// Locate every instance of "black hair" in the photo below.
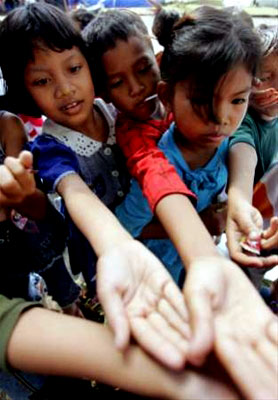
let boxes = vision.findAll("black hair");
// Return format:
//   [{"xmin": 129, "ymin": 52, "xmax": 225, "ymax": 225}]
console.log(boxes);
[
  {"xmin": 70, "ymin": 7, "xmax": 98, "ymax": 32},
  {"xmin": 0, "ymin": 3, "xmax": 90, "ymax": 116},
  {"xmin": 82, "ymin": 8, "xmax": 150, "ymax": 96},
  {"xmin": 154, "ymin": 6, "xmax": 262, "ymax": 122}
]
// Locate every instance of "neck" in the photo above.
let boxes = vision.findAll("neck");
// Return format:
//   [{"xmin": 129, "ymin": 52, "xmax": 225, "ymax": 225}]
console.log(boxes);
[
  {"xmin": 174, "ymin": 128, "xmax": 216, "ymax": 170},
  {"xmin": 78, "ymin": 106, "xmax": 108, "ymax": 142}
]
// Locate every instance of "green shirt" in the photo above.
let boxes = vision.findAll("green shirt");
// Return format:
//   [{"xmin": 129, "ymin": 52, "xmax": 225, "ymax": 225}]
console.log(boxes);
[
  {"xmin": 0, "ymin": 295, "xmax": 40, "ymax": 371},
  {"xmin": 229, "ymin": 110, "xmax": 278, "ymax": 185}
]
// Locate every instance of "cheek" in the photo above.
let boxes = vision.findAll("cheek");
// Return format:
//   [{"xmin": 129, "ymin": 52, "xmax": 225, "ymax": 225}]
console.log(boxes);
[{"xmin": 233, "ymin": 105, "xmax": 248, "ymax": 129}]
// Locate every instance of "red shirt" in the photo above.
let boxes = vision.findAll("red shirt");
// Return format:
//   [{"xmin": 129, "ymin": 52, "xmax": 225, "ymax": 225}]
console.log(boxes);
[{"xmin": 116, "ymin": 113, "xmax": 196, "ymax": 212}]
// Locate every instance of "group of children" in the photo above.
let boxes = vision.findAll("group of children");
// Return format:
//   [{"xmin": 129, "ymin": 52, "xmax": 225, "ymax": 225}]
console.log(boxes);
[{"xmin": 0, "ymin": 2, "xmax": 277, "ymax": 399}]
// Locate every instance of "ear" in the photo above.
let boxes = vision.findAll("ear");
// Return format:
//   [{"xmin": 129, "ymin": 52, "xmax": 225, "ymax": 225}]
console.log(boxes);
[{"xmin": 157, "ymin": 81, "xmax": 172, "ymax": 114}]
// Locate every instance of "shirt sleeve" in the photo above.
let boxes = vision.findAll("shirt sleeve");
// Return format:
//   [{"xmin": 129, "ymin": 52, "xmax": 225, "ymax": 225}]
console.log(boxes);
[
  {"xmin": 29, "ymin": 134, "xmax": 80, "ymax": 193},
  {"xmin": 0, "ymin": 295, "xmax": 41, "ymax": 372},
  {"xmin": 116, "ymin": 115, "xmax": 196, "ymax": 212},
  {"xmin": 115, "ymin": 178, "xmax": 153, "ymax": 238}
]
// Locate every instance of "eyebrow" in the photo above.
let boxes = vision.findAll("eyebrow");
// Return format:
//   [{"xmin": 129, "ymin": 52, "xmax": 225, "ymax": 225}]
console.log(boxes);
[
  {"xmin": 233, "ymin": 86, "xmax": 252, "ymax": 95},
  {"xmin": 107, "ymin": 56, "xmax": 152, "ymax": 79},
  {"xmin": 28, "ymin": 53, "xmax": 79, "ymax": 73}
]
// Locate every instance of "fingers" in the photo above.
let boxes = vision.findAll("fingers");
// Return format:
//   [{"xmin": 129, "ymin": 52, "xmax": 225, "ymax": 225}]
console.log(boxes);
[
  {"xmin": 3, "ymin": 155, "xmax": 35, "ymax": 195},
  {"xmin": 19, "ymin": 150, "xmax": 33, "ymax": 170},
  {"xmin": 215, "ymin": 330, "xmax": 278, "ymax": 400},
  {"xmin": 267, "ymin": 319, "xmax": 278, "ymax": 345},
  {"xmin": 261, "ymin": 217, "xmax": 278, "ymax": 251},
  {"xmin": 163, "ymin": 280, "xmax": 189, "ymax": 323},
  {"xmin": 97, "ymin": 276, "xmax": 130, "ymax": 350},
  {"xmin": 130, "ymin": 314, "xmax": 187, "ymax": 370},
  {"xmin": 101, "ymin": 291, "xmax": 130, "ymax": 350},
  {"xmin": 157, "ymin": 298, "xmax": 191, "ymax": 339}
]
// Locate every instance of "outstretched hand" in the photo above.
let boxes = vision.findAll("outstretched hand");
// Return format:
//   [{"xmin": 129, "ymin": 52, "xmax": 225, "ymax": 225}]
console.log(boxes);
[
  {"xmin": 0, "ymin": 150, "xmax": 36, "ymax": 207},
  {"xmin": 183, "ymin": 256, "xmax": 278, "ymax": 400},
  {"xmin": 213, "ymin": 261, "xmax": 278, "ymax": 400},
  {"xmin": 97, "ymin": 239, "xmax": 190, "ymax": 370},
  {"xmin": 226, "ymin": 200, "xmax": 278, "ymax": 268}
]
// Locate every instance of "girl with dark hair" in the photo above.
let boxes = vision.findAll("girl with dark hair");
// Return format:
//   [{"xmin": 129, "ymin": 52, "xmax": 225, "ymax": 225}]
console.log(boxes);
[
  {"xmin": 0, "ymin": 2, "xmax": 192, "ymax": 370},
  {"xmin": 84, "ymin": 7, "xmax": 278, "ymax": 400},
  {"xmin": 227, "ymin": 24, "xmax": 278, "ymax": 285}
]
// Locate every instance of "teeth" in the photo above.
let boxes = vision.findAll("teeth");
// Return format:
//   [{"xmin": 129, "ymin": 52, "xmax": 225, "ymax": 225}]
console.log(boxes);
[{"xmin": 63, "ymin": 102, "xmax": 77, "ymax": 110}]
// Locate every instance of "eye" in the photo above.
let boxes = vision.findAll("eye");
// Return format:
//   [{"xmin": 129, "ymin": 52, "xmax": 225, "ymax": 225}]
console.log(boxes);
[
  {"xmin": 70, "ymin": 65, "xmax": 82, "ymax": 73},
  {"xmin": 259, "ymin": 76, "xmax": 271, "ymax": 83},
  {"xmin": 138, "ymin": 64, "xmax": 152, "ymax": 74},
  {"xmin": 110, "ymin": 79, "xmax": 123, "ymax": 89},
  {"xmin": 232, "ymin": 98, "xmax": 247, "ymax": 105},
  {"xmin": 33, "ymin": 78, "xmax": 50, "ymax": 86}
]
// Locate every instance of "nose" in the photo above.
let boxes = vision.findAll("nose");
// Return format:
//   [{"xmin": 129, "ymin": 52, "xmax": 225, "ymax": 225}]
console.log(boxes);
[
  {"xmin": 215, "ymin": 103, "xmax": 230, "ymax": 127},
  {"xmin": 55, "ymin": 78, "xmax": 74, "ymax": 99},
  {"xmin": 128, "ymin": 76, "xmax": 144, "ymax": 98}
]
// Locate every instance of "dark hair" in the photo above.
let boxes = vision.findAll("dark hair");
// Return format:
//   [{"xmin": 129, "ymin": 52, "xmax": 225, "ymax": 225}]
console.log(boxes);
[
  {"xmin": 0, "ymin": 3, "xmax": 90, "ymax": 116},
  {"xmin": 154, "ymin": 6, "xmax": 262, "ymax": 122},
  {"xmin": 70, "ymin": 7, "xmax": 98, "ymax": 32},
  {"xmin": 82, "ymin": 9, "xmax": 150, "ymax": 95}
]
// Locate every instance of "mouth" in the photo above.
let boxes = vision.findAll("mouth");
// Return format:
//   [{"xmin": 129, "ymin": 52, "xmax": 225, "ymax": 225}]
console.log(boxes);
[
  {"xmin": 204, "ymin": 133, "xmax": 227, "ymax": 142},
  {"xmin": 60, "ymin": 100, "xmax": 82, "ymax": 113}
]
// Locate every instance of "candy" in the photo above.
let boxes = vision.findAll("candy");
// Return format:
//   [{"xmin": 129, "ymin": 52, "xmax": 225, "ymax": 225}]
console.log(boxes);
[{"xmin": 240, "ymin": 236, "xmax": 261, "ymax": 255}]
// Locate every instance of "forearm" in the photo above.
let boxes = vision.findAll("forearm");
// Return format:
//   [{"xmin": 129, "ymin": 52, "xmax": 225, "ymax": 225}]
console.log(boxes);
[
  {"xmin": 228, "ymin": 143, "xmax": 257, "ymax": 203},
  {"xmin": 7, "ymin": 308, "xmax": 183, "ymax": 399},
  {"xmin": 58, "ymin": 175, "xmax": 132, "ymax": 257},
  {"xmin": 155, "ymin": 194, "xmax": 218, "ymax": 268}
]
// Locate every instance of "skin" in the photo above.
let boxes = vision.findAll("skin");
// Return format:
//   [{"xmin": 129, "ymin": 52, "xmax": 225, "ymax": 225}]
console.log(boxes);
[
  {"xmin": 227, "ymin": 51, "xmax": 278, "ymax": 265},
  {"xmin": 250, "ymin": 52, "xmax": 278, "ymax": 119},
  {"xmin": 159, "ymin": 63, "xmax": 252, "ymax": 169},
  {"xmin": 99, "ymin": 34, "xmax": 278, "ymax": 398},
  {"xmin": 101, "ymin": 35, "xmax": 161, "ymax": 121},
  {"xmin": 6, "ymin": 304, "xmax": 240, "ymax": 400}
]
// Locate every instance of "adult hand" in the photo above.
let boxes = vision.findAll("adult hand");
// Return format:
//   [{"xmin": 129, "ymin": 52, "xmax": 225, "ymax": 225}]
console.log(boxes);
[{"xmin": 97, "ymin": 239, "xmax": 190, "ymax": 370}]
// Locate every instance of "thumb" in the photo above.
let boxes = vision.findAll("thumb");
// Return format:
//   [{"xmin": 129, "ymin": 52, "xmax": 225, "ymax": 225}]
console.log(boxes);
[
  {"xmin": 240, "ymin": 211, "xmax": 262, "ymax": 240},
  {"xmin": 97, "ymin": 286, "xmax": 130, "ymax": 351},
  {"xmin": 184, "ymin": 286, "xmax": 214, "ymax": 366},
  {"xmin": 19, "ymin": 150, "xmax": 33, "ymax": 170}
]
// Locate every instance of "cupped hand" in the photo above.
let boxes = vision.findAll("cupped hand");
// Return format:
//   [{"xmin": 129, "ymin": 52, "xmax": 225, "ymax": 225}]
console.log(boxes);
[
  {"xmin": 227, "ymin": 200, "xmax": 278, "ymax": 268},
  {"xmin": 97, "ymin": 239, "xmax": 190, "ymax": 370}
]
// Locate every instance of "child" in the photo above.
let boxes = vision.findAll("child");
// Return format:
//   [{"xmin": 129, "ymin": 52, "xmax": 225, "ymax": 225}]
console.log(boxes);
[
  {"xmin": 0, "ymin": 3, "xmax": 192, "ymax": 369},
  {"xmin": 0, "ymin": 8, "xmax": 277, "ymax": 399},
  {"xmin": 227, "ymin": 24, "xmax": 278, "ymax": 277},
  {"xmin": 84, "ymin": 6, "xmax": 278, "ymax": 390},
  {"xmin": 0, "ymin": 111, "xmax": 81, "ymax": 313}
]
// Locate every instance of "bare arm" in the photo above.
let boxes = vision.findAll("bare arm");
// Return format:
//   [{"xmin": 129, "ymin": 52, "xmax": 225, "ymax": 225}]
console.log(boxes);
[
  {"xmin": 155, "ymin": 194, "xmax": 219, "ymax": 266},
  {"xmin": 227, "ymin": 143, "xmax": 278, "ymax": 267},
  {"xmin": 57, "ymin": 173, "xmax": 132, "ymax": 256},
  {"xmin": 7, "ymin": 307, "xmax": 239, "ymax": 400},
  {"xmin": 228, "ymin": 142, "xmax": 257, "ymax": 203}
]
